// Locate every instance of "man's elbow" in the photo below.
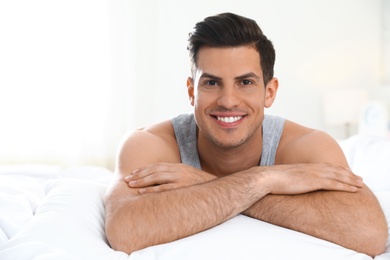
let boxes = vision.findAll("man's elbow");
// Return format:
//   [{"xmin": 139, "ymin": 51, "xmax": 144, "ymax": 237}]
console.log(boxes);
[
  {"xmin": 354, "ymin": 201, "xmax": 388, "ymax": 257},
  {"xmin": 105, "ymin": 221, "xmax": 130, "ymax": 254},
  {"xmin": 105, "ymin": 220, "xmax": 134, "ymax": 254},
  {"xmin": 104, "ymin": 204, "xmax": 151, "ymax": 254},
  {"xmin": 362, "ymin": 222, "xmax": 388, "ymax": 257}
]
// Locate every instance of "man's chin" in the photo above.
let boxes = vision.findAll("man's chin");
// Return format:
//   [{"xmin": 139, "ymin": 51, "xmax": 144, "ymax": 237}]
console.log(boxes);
[{"xmin": 211, "ymin": 137, "xmax": 247, "ymax": 149}]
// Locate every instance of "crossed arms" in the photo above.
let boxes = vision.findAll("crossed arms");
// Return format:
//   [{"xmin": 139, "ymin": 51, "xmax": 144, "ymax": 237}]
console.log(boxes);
[{"xmin": 104, "ymin": 123, "xmax": 388, "ymax": 256}]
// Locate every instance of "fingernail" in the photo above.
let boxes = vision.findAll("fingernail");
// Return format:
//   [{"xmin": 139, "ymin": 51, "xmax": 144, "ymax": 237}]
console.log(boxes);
[
  {"xmin": 124, "ymin": 175, "xmax": 133, "ymax": 182},
  {"xmin": 139, "ymin": 189, "xmax": 146, "ymax": 194},
  {"xmin": 132, "ymin": 169, "xmax": 140, "ymax": 174},
  {"xmin": 128, "ymin": 180, "xmax": 136, "ymax": 186}
]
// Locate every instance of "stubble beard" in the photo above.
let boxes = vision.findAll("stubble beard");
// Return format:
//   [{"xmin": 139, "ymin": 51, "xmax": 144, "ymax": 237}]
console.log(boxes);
[{"xmin": 205, "ymin": 123, "xmax": 262, "ymax": 150}]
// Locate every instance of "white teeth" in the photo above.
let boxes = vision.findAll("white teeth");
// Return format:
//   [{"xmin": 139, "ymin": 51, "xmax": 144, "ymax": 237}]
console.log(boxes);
[{"xmin": 217, "ymin": 116, "xmax": 242, "ymax": 123}]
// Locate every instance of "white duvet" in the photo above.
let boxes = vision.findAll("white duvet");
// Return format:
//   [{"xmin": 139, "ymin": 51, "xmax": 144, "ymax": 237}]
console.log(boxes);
[{"xmin": 0, "ymin": 134, "xmax": 390, "ymax": 259}]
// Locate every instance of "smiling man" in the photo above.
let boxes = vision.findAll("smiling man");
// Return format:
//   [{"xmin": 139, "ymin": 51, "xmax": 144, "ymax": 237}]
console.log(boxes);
[{"xmin": 104, "ymin": 13, "xmax": 388, "ymax": 256}]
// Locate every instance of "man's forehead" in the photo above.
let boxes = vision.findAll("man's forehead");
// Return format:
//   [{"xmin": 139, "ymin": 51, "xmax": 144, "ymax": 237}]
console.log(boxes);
[
  {"xmin": 194, "ymin": 46, "xmax": 262, "ymax": 80},
  {"xmin": 196, "ymin": 46, "xmax": 260, "ymax": 66},
  {"xmin": 196, "ymin": 45, "xmax": 260, "ymax": 59}
]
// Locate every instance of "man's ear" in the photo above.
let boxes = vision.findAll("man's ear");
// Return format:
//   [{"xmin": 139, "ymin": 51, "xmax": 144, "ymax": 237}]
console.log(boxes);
[
  {"xmin": 187, "ymin": 77, "xmax": 195, "ymax": 106},
  {"xmin": 264, "ymin": 77, "xmax": 278, "ymax": 108}
]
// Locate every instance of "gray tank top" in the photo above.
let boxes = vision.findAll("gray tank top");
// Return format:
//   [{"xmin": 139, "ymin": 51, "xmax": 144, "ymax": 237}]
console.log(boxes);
[{"xmin": 171, "ymin": 114, "xmax": 285, "ymax": 168}]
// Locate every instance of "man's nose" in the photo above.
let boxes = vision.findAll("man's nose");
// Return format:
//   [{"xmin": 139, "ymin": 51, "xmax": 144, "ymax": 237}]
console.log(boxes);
[{"xmin": 216, "ymin": 86, "xmax": 241, "ymax": 109}]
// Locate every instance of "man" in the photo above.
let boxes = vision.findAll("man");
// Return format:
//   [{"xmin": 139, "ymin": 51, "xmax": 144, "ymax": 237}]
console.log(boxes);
[{"xmin": 104, "ymin": 13, "xmax": 388, "ymax": 256}]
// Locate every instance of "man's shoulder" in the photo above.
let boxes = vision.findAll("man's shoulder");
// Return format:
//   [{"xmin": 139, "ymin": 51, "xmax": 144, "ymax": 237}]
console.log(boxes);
[
  {"xmin": 280, "ymin": 121, "xmax": 328, "ymax": 149},
  {"xmin": 138, "ymin": 113, "xmax": 194, "ymax": 141},
  {"xmin": 126, "ymin": 113, "xmax": 195, "ymax": 147},
  {"xmin": 119, "ymin": 119, "xmax": 181, "ymax": 164},
  {"xmin": 131, "ymin": 119, "xmax": 177, "ymax": 146},
  {"xmin": 277, "ymin": 120, "xmax": 342, "ymax": 164},
  {"xmin": 118, "ymin": 119, "xmax": 177, "ymax": 154},
  {"xmin": 281, "ymin": 120, "xmax": 328, "ymax": 143}
]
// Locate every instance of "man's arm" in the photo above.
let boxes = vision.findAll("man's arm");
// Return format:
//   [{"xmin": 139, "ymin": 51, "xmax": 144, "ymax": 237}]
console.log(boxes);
[
  {"xmin": 243, "ymin": 129, "xmax": 388, "ymax": 257},
  {"xmin": 126, "ymin": 126, "xmax": 388, "ymax": 256},
  {"xmin": 104, "ymin": 128, "xmax": 272, "ymax": 254},
  {"xmin": 104, "ymin": 125, "xmax": 363, "ymax": 254},
  {"xmin": 243, "ymin": 185, "xmax": 386, "ymax": 256},
  {"xmin": 104, "ymin": 125, "xmax": 265, "ymax": 254},
  {"xmin": 105, "ymin": 166, "xmax": 270, "ymax": 254}
]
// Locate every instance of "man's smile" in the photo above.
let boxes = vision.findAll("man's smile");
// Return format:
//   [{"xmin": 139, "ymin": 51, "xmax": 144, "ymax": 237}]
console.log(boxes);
[{"xmin": 216, "ymin": 116, "xmax": 243, "ymax": 123}]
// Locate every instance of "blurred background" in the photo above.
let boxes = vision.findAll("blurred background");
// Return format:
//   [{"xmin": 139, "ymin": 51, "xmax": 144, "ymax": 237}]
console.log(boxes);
[{"xmin": 0, "ymin": 0, "xmax": 389, "ymax": 170}]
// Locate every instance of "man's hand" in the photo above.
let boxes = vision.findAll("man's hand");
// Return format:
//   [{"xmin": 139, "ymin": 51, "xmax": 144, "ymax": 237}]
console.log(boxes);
[
  {"xmin": 125, "ymin": 162, "xmax": 216, "ymax": 194},
  {"xmin": 262, "ymin": 163, "xmax": 363, "ymax": 194},
  {"xmin": 125, "ymin": 162, "xmax": 364, "ymax": 195}
]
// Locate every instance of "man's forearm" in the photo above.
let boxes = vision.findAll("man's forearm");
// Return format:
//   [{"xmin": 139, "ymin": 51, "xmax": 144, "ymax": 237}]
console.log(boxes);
[
  {"xmin": 106, "ymin": 162, "xmax": 386, "ymax": 255},
  {"xmin": 105, "ymin": 170, "xmax": 268, "ymax": 254},
  {"xmin": 243, "ymin": 185, "xmax": 388, "ymax": 257}
]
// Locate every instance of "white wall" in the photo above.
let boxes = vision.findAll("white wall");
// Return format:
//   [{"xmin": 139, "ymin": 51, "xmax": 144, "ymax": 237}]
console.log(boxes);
[
  {"xmin": 121, "ymin": 0, "xmax": 386, "ymax": 139},
  {"xmin": 0, "ymin": 0, "xmax": 386, "ymax": 167},
  {"xmin": 0, "ymin": 0, "xmax": 116, "ymax": 166}
]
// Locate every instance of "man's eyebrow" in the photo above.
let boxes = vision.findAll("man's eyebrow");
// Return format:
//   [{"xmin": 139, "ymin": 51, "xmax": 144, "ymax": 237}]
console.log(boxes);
[
  {"xmin": 199, "ymin": 73, "xmax": 222, "ymax": 80},
  {"xmin": 200, "ymin": 72, "xmax": 260, "ymax": 80},
  {"xmin": 235, "ymin": 72, "xmax": 260, "ymax": 80}
]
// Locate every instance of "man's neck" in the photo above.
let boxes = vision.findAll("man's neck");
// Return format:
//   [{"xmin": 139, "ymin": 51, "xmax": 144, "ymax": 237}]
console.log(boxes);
[{"xmin": 197, "ymin": 130, "xmax": 263, "ymax": 177}]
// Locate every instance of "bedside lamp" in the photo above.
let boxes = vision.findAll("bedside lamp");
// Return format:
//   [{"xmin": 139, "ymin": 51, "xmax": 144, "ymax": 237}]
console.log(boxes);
[{"xmin": 359, "ymin": 101, "xmax": 389, "ymax": 137}]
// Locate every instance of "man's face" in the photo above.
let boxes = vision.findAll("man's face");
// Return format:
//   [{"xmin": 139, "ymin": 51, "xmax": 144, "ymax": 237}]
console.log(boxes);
[{"xmin": 188, "ymin": 45, "xmax": 275, "ymax": 149}]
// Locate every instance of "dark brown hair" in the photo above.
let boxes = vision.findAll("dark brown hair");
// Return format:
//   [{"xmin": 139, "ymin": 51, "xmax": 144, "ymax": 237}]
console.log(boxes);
[{"xmin": 187, "ymin": 12, "xmax": 275, "ymax": 86}]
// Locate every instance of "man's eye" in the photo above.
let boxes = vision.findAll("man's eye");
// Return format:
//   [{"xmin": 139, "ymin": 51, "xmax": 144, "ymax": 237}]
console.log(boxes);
[
  {"xmin": 206, "ymin": 80, "xmax": 218, "ymax": 86},
  {"xmin": 241, "ymin": 80, "xmax": 253, "ymax": 85}
]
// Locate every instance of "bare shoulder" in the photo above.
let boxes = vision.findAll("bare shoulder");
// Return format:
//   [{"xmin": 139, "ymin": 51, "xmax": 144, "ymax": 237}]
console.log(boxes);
[
  {"xmin": 276, "ymin": 120, "xmax": 347, "ymax": 166},
  {"xmin": 104, "ymin": 119, "xmax": 180, "ymax": 201},
  {"xmin": 117, "ymin": 120, "xmax": 181, "ymax": 176}
]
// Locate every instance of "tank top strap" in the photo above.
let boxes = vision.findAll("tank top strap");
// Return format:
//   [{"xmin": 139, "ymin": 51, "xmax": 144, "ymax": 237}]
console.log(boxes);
[
  {"xmin": 260, "ymin": 115, "xmax": 286, "ymax": 166},
  {"xmin": 171, "ymin": 114, "xmax": 201, "ymax": 169}
]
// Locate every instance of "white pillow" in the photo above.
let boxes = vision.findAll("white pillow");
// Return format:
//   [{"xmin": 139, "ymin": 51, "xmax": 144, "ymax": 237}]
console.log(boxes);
[
  {"xmin": 0, "ymin": 178, "xmax": 388, "ymax": 260},
  {"xmin": 0, "ymin": 164, "xmax": 112, "ymax": 245},
  {"xmin": 0, "ymin": 228, "xmax": 8, "ymax": 246},
  {"xmin": 374, "ymin": 191, "xmax": 390, "ymax": 259},
  {"xmin": 340, "ymin": 134, "xmax": 390, "ymax": 192},
  {"xmin": 0, "ymin": 175, "xmax": 36, "ymax": 242},
  {"xmin": 0, "ymin": 179, "xmax": 128, "ymax": 260},
  {"xmin": 132, "ymin": 215, "xmax": 373, "ymax": 260}
]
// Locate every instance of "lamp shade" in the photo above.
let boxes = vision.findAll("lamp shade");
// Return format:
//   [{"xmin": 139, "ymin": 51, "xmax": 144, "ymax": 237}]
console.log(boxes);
[{"xmin": 359, "ymin": 101, "xmax": 389, "ymax": 137}]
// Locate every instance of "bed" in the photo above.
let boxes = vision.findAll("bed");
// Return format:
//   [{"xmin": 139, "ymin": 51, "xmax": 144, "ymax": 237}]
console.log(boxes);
[{"xmin": 0, "ymin": 134, "xmax": 389, "ymax": 260}]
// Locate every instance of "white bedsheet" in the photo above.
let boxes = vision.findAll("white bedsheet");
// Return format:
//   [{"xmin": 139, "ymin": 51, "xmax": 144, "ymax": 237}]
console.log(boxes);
[{"xmin": 0, "ymin": 134, "xmax": 389, "ymax": 259}]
